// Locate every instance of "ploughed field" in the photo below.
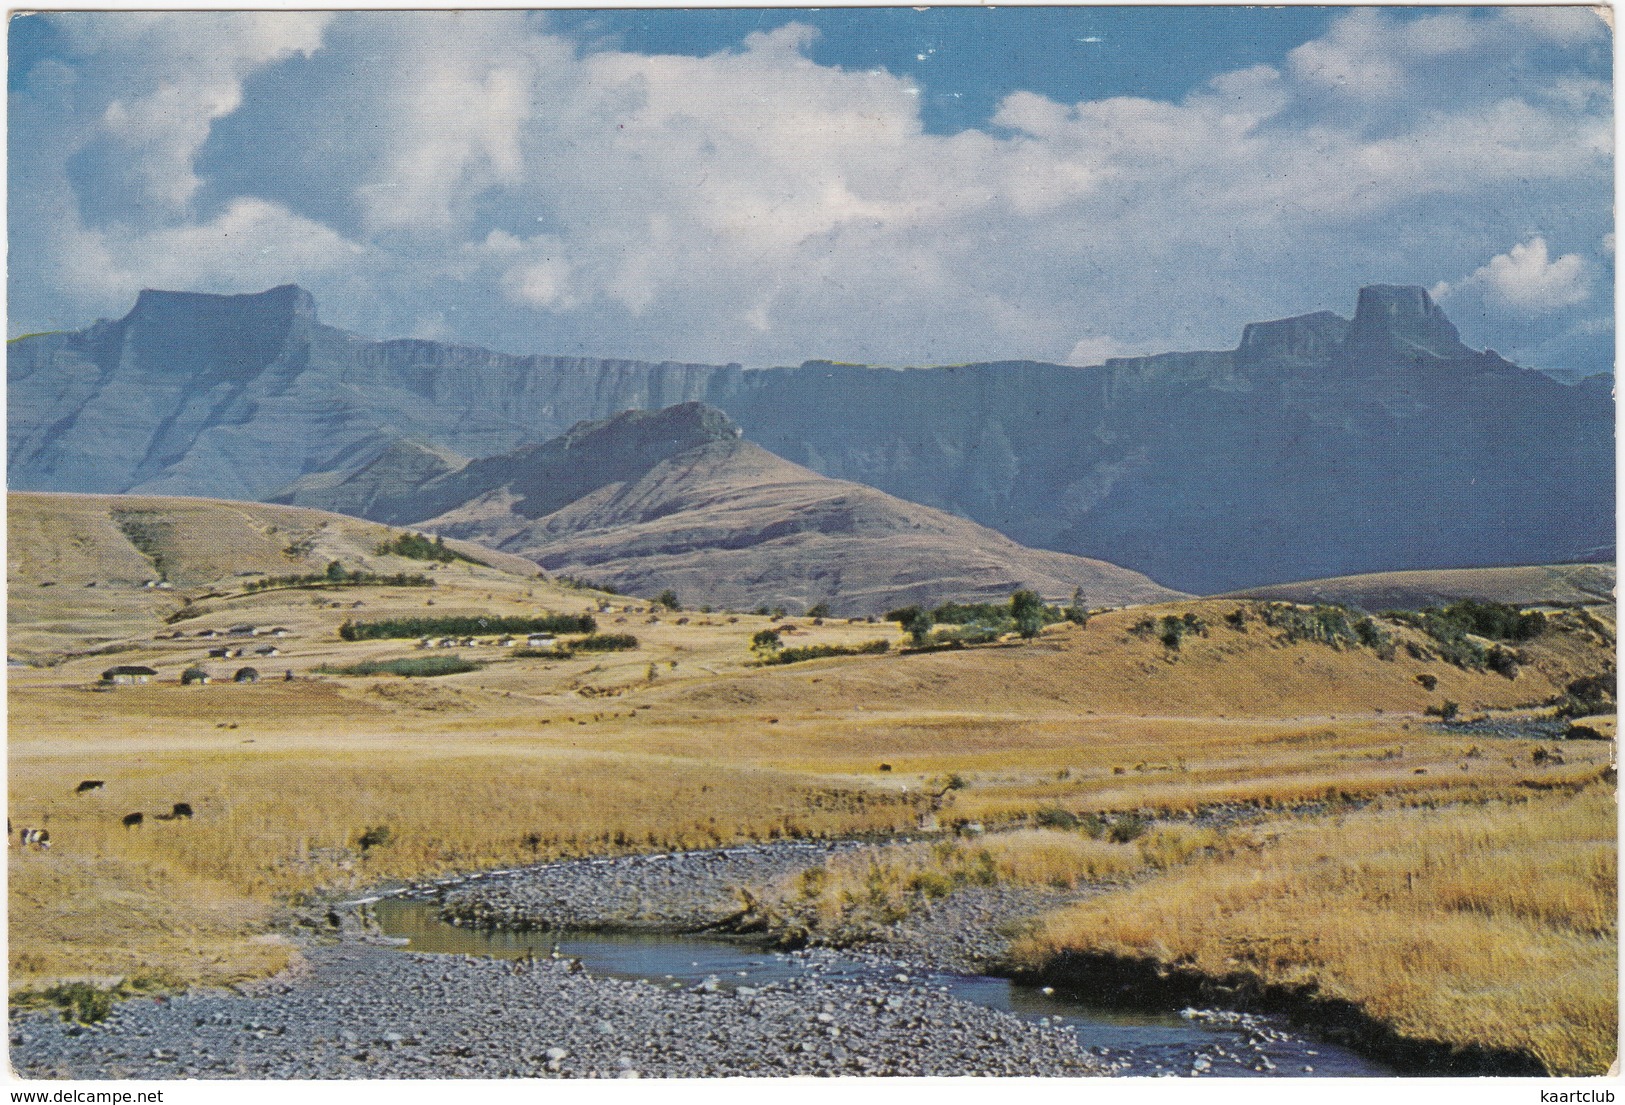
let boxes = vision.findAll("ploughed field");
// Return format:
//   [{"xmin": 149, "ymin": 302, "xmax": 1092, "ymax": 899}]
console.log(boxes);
[{"xmin": 7, "ymin": 503, "xmax": 1616, "ymax": 1075}]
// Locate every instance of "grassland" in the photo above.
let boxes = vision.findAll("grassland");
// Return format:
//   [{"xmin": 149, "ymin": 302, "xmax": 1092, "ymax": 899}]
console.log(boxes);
[
  {"xmin": 1009, "ymin": 784, "xmax": 1616, "ymax": 1075},
  {"xmin": 6, "ymin": 493, "xmax": 1616, "ymax": 1073}
]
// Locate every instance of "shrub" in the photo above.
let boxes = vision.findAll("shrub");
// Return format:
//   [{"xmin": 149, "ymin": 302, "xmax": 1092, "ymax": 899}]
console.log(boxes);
[
  {"xmin": 805, "ymin": 602, "xmax": 832, "ymax": 619},
  {"xmin": 1034, "ymin": 807, "xmax": 1080, "ymax": 830},
  {"xmin": 357, "ymin": 825, "xmax": 393, "ymax": 853},
  {"xmin": 752, "ymin": 628, "xmax": 783, "ymax": 652},
  {"xmin": 656, "ymin": 590, "xmax": 682, "ymax": 612},
  {"xmin": 1107, "ymin": 813, "xmax": 1150, "ymax": 844},
  {"xmin": 41, "ymin": 982, "xmax": 115, "ymax": 1024}
]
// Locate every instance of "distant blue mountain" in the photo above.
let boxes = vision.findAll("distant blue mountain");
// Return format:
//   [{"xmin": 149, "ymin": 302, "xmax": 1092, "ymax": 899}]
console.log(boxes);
[{"xmin": 8, "ymin": 283, "xmax": 1612, "ymax": 593}]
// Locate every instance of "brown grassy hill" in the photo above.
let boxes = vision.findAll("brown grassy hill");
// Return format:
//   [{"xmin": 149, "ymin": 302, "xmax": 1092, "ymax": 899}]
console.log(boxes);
[
  {"xmin": 1222, "ymin": 563, "xmax": 1615, "ymax": 610},
  {"xmin": 6, "ymin": 492, "xmax": 547, "ymax": 661},
  {"xmin": 406, "ymin": 403, "xmax": 1182, "ymax": 616},
  {"xmin": 651, "ymin": 599, "xmax": 1615, "ymax": 722}
]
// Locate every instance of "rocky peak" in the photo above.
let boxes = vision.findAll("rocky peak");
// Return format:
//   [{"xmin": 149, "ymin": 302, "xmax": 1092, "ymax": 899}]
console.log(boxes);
[
  {"xmin": 118, "ymin": 284, "xmax": 317, "ymax": 380},
  {"xmin": 551, "ymin": 401, "xmax": 744, "ymax": 460},
  {"xmin": 1341, "ymin": 284, "xmax": 1475, "ymax": 366},
  {"xmin": 1235, "ymin": 311, "xmax": 1350, "ymax": 371}
]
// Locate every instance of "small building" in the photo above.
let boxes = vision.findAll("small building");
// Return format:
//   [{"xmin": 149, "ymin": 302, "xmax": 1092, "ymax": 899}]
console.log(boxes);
[
  {"xmin": 102, "ymin": 665, "xmax": 157, "ymax": 685},
  {"xmin": 527, "ymin": 634, "xmax": 557, "ymax": 648},
  {"xmin": 233, "ymin": 667, "xmax": 260, "ymax": 684},
  {"xmin": 181, "ymin": 668, "xmax": 211, "ymax": 685},
  {"xmin": 497, "ymin": 636, "xmax": 516, "ymax": 647}
]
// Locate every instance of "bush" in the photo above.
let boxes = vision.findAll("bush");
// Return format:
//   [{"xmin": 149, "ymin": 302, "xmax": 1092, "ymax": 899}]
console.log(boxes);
[
  {"xmin": 1107, "ymin": 813, "xmax": 1150, "ymax": 844},
  {"xmin": 41, "ymin": 982, "xmax": 115, "ymax": 1024},
  {"xmin": 1035, "ymin": 807, "xmax": 1080, "ymax": 830},
  {"xmin": 656, "ymin": 590, "xmax": 681, "ymax": 612},
  {"xmin": 752, "ymin": 628, "xmax": 783, "ymax": 652},
  {"xmin": 357, "ymin": 825, "xmax": 393, "ymax": 853},
  {"xmin": 1424, "ymin": 700, "xmax": 1461, "ymax": 722}
]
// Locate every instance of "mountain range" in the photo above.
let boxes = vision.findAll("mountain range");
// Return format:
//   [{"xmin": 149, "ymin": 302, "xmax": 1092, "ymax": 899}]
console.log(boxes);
[{"xmin": 9, "ymin": 283, "xmax": 1613, "ymax": 594}]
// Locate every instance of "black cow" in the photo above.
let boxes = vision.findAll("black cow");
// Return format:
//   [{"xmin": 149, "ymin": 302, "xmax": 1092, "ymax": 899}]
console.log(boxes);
[
  {"xmin": 170, "ymin": 803, "xmax": 194, "ymax": 819},
  {"xmin": 74, "ymin": 780, "xmax": 105, "ymax": 794},
  {"xmin": 123, "ymin": 812, "xmax": 144, "ymax": 829}
]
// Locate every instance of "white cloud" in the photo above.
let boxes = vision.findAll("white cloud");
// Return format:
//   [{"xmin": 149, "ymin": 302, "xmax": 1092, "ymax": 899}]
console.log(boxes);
[
  {"xmin": 7, "ymin": 8, "xmax": 1614, "ymax": 376},
  {"xmin": 1064, "ymin": 336, "xmax": 1129, "ymax": 366},
  {"xmin": 1446, "ymin": 237, "xmax": 1592, "ymax": 314}
]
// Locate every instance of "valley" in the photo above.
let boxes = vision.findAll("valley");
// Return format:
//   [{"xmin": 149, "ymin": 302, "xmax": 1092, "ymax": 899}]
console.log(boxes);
[{"xmin": 7, "ymin": 492, "xmax": 1616, "ymax": 1077}]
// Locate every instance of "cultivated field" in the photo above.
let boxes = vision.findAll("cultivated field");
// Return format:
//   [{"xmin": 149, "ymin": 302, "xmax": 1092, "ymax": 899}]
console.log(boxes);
[{"xmin": 7, "ymin": 494, "xmax": 1617, "ymax": 1073}]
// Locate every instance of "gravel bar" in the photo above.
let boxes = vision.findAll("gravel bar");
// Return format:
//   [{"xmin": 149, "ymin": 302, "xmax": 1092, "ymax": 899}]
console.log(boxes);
[{"xmin": 11, "ymin": 945, "xmax": 1113, "ymax": 1079}]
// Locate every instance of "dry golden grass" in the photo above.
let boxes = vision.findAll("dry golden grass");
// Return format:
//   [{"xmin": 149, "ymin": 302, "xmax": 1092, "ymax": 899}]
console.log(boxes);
[
  {"xmin": 9, "ymin": 491, "xmax": 1616, "ymax": 1071},
  {"xmin": 754, "ymin": 826, "xmax": 1220, "ymax": 944},
  {"xmin": 1010, "ymin": 784, "xmax": 1618, "ymax": 1075}
]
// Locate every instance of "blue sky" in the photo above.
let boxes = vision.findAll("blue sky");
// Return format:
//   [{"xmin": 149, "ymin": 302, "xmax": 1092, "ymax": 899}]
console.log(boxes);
[{"xmin": 8, "ymin": 8, "xmax": 1614, "ymax": 375}]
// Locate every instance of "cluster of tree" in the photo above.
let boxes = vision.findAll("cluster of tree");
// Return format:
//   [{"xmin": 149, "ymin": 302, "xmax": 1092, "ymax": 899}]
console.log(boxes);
[
  {"xmin": 375, "ymin": 531, "xmax": 484, "ymax": 566},
  {"xmin": 1251, "ymin": 603, "xmax": 1395, "ymax": 659},
  {"xmin": 759, "ymin": 639, "xmax": 891, "ymax": 665},
  {"xmin": 1131, "ymin": 611, "xmax": 1208, "ymax": 651},
  {"xmin": 339, "ymin": 613, "xmax": 596, "ymax": 641},
  {"xmin": 887, "ymin": 589, "xmax": 1084, "ymax": 648},
  {"xmin": 316, "ymin": 655, "xmax": 484, "ymax": 677},
  {"xmin": 1396, "ymin": 599, "xmax": 1548, "ymax": 645},
  {"xmin": 244, "ymin": 565, "xmax": 434, "ymax": 592},
  {"xmin": 1551, "ymin": 673, "xmax": 1615, "ymax": 718}
]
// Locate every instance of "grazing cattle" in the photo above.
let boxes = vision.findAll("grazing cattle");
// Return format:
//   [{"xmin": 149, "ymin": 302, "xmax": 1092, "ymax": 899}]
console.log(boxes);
[
  {"xmin": 19, "ymin": 828, "xmax": 50, "ymax": 850},
  {"xmin": 123, "ymin": 812, "xmax": 144, "ymax": 829},
  {"xmin": 170, "ymin": 803, "xmax": 194, "ymax": 819},
  {"xmin": 75, "ymin": 779, "xmax": 105, "ymax": 794}
]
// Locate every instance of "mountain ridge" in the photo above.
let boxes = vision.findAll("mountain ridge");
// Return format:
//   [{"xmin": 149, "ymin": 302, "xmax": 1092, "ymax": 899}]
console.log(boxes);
[{"xmin": 10, "ymin": 283, "xmax": 1612, "ymax": 593}]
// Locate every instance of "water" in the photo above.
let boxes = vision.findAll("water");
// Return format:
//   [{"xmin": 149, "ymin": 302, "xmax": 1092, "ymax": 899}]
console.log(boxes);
[{"xmin": 371, "ymin": 896, "xmax": 1393, "ymax": 1076}]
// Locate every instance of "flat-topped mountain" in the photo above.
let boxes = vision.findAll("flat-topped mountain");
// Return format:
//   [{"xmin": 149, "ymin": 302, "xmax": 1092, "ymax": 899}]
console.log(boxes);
[
  {"xmin": 280, "ymin": 402, "xmax": 1180, "ymax": 616},
  {"xmin": 10, "ymin": 284, "xmax": 1612, "ymax": 593}
]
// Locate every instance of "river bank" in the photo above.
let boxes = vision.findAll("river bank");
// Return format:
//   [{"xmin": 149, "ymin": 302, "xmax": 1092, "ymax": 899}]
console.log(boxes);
[{"xmin": 6, "ymin": 837, "xmax": 1396, "ymax": 1079}]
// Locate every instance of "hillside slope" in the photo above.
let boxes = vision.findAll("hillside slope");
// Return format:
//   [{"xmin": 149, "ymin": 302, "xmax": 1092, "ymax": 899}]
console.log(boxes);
[
  {"xmin": 312, "ymin": 403, "xmax": 1182, "ymax": 616},
  {"xmin": 1224, "ymin": 563, "xmax": 1616, "ymax": 611}
]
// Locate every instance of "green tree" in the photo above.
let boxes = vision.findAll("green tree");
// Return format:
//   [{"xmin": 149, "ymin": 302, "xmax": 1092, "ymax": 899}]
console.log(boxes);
[
  {"xmin": 805, "ymin": 602, "xmax": 832, "ymax": 619},
  {"xmin": 657, "ymin": 589, "xmax": 681, "ymax": 612},
  {"xmin": 325, "ymin": 560, "xmax": 347, "ymax": 583},
  {"xmin": 1065, "ymin": 587, "xmax": 1090, "ymax": 626},
  {"xmin": 905, "ymin": 608, "xmax": 935, "ymax": 648},
  {"xmin": 1011, "ymin": 589, "xmax": 1045, "ymax": 639},
  {"xmin": 752, "ymin": 628, "xmax": 783, "ymax": 654}
]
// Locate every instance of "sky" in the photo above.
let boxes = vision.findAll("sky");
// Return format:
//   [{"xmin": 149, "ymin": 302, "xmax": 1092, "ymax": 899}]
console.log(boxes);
[{"xmin": 7, "ymin": 7, "xmax": 1614, "ymax": 375}]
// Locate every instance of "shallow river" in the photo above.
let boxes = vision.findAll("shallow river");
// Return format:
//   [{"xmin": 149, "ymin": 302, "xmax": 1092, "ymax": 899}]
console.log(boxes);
[{"xmin": 373, "ymin": 896, "xmax": 1392, "ymax": 1077}]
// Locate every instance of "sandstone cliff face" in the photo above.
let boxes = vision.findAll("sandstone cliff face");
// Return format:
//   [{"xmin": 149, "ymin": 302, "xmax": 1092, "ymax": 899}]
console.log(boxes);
[{"xmin": 10, "ymin": 284, "xmax": 1613, "ymax": 594}]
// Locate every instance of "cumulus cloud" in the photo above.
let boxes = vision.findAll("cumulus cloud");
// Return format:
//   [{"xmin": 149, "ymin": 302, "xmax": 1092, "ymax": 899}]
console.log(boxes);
[
  {"xmin": 1440, "ymin": 237, "xmax": 1593, "ymax": 314},
  {"xmin": 7, "ymin": 8, "xmax": 1614, "ymax": 375}
]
